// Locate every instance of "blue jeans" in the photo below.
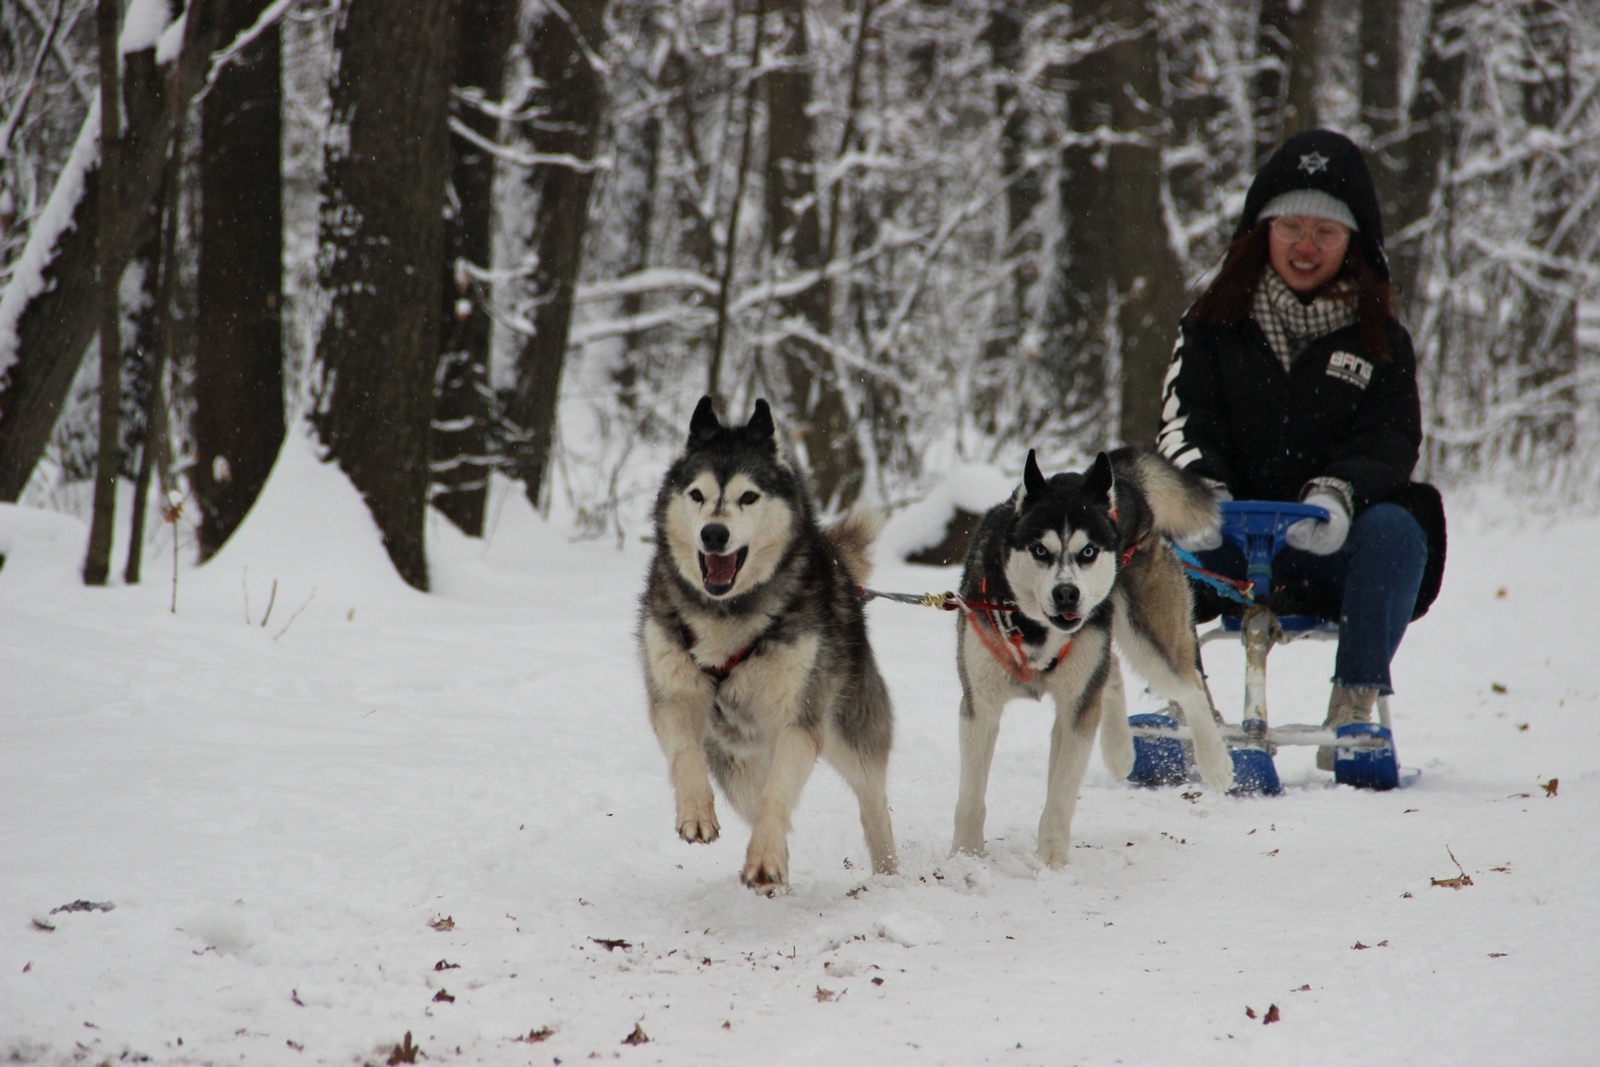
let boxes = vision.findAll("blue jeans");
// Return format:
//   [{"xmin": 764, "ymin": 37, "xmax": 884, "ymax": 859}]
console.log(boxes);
[{"xmin": 1192, "ymin": 503, "xmax": 1428, "ymax": 694}]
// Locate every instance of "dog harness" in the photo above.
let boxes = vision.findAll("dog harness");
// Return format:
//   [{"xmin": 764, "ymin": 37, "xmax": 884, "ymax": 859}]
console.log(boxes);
[
  {"xmin": 963, "ymin": 577, "xmax": 1074, "ymax": 686},
  {"xmin": 679, "ymin": 621, "xmax": 762, "ymax": 687}
]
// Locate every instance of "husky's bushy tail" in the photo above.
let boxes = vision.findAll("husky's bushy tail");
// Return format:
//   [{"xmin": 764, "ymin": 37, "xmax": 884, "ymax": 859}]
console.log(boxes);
[
  {"xmin": 1110, "ymin": 446, "xmax": 1220, "ymax": 545},
  {"xmin": 824, "ymin": 508, "xmax": 885, "ymax": 587}
]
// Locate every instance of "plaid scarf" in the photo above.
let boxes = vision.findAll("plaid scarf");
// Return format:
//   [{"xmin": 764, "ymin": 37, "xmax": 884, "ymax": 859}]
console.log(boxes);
[{"xmin": 1252, "ymin": 269, "xmax": 1358, "ymax": 372}]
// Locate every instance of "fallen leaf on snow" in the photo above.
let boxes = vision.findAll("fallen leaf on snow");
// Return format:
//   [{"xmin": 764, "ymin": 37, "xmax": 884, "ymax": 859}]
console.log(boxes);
[
  {"xmin": 513, "ymin": 1027, "xmax": 554, "ymax": 1044},
  {"xmin": 433, "ymin": 989, "xmax": 454, "ymax": 1003},
  {"xmin": 50, "ymin": 900, "xmax": 114, "ymax": 915},
  {"xmin": 387, "ymin": 1031, "xmax": 420, "ymax": 1065},
  {"xmin": 1263, "ymin": 1004, "xmax": 1281, "ymax": 1024},
  {"xmin": 434, "ymin": 959, "xmax": 459, "ymax": 971},
  {"xmin": 1490, "ymin": 683, "xmax": 1508, "ymax": 694},
  {"xmin": 428, "ymin": 916, "xmax": 455, "ymax": 932},
  {"xmin": 816, "ymin": 986, "xmax": 839, "ymax": 1002},
  {"xmin": 1542, "ymin": 778, "xmax": 1559, "ymax": 797},
  {"xmin": 1489, "ymin": 953, "xmax": 1508, "ymax": 959},
  {"xmin": 31, "ymin": 919, "xmax": 54, "ymax": 932},
  {"xmin": 1245, "ymin": 1007, "xmax": 1257, "ymax": 1019},
  {"xmin": 591, "ymin": 937, "xmax": 631, "ymax": 952},
  {"xmin": 622, "ymin": 1023, "xmax": 650, "ymax": 1046}
]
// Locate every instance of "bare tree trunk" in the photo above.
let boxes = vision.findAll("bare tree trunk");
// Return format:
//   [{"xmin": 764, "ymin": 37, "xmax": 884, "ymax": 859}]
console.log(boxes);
[
  {"xmin": 764, "ymin": 0, "xmax": 861, "ymax": 511},
  {"xmin": 1051, "ymin": 0, "xmax": 1181, "ymax": 447},
  {"xmin": 983, "ymin": 0, "xmax": 1044, "ymax": 356},
  {"xmin": 1388, "ymin": 0, "xmax": 1468, "ymax": 319},
  {"xmin": 504, "ymin": 0, "xmax": 608, "ymax": 510},
  {"xmin": 82, "ymin": 0, "xmax": 122, "ymax": 586},
  {"xmin": 1358, "ymin": 0, "xmax": 1403, "ymax": 227},
  {"xmin": 431, "ymin": 0, "xmax": 516, "ymax": 537},
  {"xmin": 195, "ymin": 0, "xmax": 284, "ymax": 560},
  {"xmin": 312, "ymin": 0, "xmax": 456, "ymax": 591},
  {"xmin": 1256, "ymin": 0, "xmax": 1324, "ymax": 164},
  {"xmin": 0, "ymin": 5, "xmax": 227, "ymax": 503},
  {"xmin": 610, "ymin": 6, "xmax": 663, "ymax": 411},
  {"xmin": 1104, "ymin": 1, "xmax": 1183, "ymax": 448},
  {"xmin": 123, "ymin": 170, "xmax": 173, "ymax": 586},
  {"xmin": 1049, "ymin": 6, "xmax": 1114, "ymax": 440},
  {"xmin": 1516, "ymin": 0, "xmax": 1576, "ymax": 452}
]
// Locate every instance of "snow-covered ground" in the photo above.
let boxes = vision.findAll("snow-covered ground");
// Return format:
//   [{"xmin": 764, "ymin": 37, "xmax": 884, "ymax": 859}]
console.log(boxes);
[{"xmin": 3, "ymin": 431, "xmax": 1599, "ymax": 1066}]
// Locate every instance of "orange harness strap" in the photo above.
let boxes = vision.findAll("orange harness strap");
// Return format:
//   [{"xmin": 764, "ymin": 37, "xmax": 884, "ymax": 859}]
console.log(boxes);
[{"xmin": 965, "ymin": 578, "xmax": 1073, "ymax": 685}]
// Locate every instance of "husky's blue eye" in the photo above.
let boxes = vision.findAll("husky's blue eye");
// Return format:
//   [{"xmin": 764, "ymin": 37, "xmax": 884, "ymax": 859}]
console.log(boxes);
[
  {"xmin": 1030, "ymin": 543, "xmax": 1051, "ymax": 562},
  {"xmin": 739, "ymin": 491, "xmax": 759, "ymax": 506},
  {"xmin": 1078, "ymin": 545, "xmax": 1098, "ymax": 563},
  {"xmin": 688, "ymin": 488, "xmax": 705, "ymax": 504}
]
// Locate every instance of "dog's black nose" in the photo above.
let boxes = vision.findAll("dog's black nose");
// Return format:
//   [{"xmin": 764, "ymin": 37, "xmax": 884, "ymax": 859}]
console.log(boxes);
[
  {"xmin": 1051, "ymin": 583, "xmax": 1079, "ymax": 613},
  {"xmin": 701, "ymin": 523, "xmax": 731, "ymax": 553}
]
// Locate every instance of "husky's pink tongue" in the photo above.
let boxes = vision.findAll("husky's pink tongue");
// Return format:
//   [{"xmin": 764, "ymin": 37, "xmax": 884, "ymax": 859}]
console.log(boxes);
[{"xmin": 704, "ymin": 552, "xmax": 740, "ymax": 587}]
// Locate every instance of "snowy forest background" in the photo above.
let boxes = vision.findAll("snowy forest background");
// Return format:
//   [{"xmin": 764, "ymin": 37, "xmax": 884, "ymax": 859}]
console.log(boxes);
[{"xmin": 1, "ymin": 0, "xmax": 1598, "ymax": 589}]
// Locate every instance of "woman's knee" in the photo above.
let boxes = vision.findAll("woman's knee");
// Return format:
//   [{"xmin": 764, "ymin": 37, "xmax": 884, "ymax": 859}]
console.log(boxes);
[{"xmin": 1353, "ymin": 503, "xmax": 1426, "ymax": 563}]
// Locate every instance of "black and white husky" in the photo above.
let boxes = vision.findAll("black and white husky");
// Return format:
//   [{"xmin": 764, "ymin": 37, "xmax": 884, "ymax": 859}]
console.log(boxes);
[
  {"xmin": 952, "ymin": 447, "xmax": 1234, "ymax": 867},
  {"xmin": 638, "ymin": 397, "xmax": 896, "ymax": 892}
]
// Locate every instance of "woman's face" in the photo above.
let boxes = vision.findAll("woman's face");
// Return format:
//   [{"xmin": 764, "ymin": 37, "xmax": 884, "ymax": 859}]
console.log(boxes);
[{"xmin": 1267, "ymin": 215, "xmax": 1351, "ymax": 294}]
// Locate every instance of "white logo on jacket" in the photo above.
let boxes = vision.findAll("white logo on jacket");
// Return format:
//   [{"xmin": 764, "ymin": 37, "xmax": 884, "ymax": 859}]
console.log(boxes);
[{"xmin": 1325, "ymin": 350, "xmax": 1374, "ymax": 389}]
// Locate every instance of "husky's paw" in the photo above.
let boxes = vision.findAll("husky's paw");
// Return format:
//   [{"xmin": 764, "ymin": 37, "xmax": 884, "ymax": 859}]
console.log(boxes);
[
  {"xmin": 1194, "ymin": 742, "xmax": 1235, "ymax": 793},
  {"xmin": 676, "ymin": 793, "xmax": 720, "ymax": 843},
  {"xmin": 741, "ymin": 835, "xmax": 789, "ymax": 894},
  {"xmin": 1036, "ymin": 837, "xmax": 1072, "ymax": 870},
  {"xmin": 950, "ymin": 835, "xmax": 985, "ymax": 859}
]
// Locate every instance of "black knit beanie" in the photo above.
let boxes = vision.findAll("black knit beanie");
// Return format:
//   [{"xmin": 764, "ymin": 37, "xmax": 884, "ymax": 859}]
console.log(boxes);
[{"xmin": 1235, "ymin": 129, "xmax": 1389, "ymax": 281}]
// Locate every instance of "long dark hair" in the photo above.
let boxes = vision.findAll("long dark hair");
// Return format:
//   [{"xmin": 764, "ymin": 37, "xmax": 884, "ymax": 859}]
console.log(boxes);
[{"xmin": 1185, "ymin": 221, "xmax": 1396, "ymax": 360}]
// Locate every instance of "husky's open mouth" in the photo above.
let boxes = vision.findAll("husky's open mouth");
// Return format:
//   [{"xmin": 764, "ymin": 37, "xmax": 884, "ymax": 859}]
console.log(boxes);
[
  {"xmin": 1047, "ymin": 612, "xmax": 1082, "ymax": 632},
  {"xmin": 699, "ymin": 547, "xmax": 749, "ymax": 596}
]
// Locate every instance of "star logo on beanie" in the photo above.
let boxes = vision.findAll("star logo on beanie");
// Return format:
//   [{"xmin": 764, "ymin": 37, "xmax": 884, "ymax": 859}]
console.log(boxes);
[{"xmin": 1297, "ymin": 150, "xmax": 1330, "ymax": 175}]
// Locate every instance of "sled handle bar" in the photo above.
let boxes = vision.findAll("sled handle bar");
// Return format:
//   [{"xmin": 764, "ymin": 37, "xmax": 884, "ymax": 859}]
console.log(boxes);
[{"xmin": 1218, "ymin": 500, "xmax": 1331, "ymax": 596}]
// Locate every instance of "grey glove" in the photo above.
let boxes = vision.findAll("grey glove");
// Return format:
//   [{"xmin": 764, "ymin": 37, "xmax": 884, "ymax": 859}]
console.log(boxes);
[
  {"xmin": 1285, "ymin": 490, "xmax": 1351, "ymax": 556},
  {"xmin": 1173, "ymin": 479, "xmax": 1230, "ymax": 553}
]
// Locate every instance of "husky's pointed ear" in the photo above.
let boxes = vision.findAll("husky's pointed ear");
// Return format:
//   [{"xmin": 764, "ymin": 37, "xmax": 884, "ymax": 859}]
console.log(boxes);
[
  {"xmin": 747, "ymin": 398, "xmax": 775, "ymax": 439},
  {"xmin": 689, "ymin": 395, "xmax": 721, "ymax": 447},
  {"xmin": 1084, "ymin": 451, "xmax": 1116, "ymax": 505},
  {"xmin": 1021, "ymin": 449, "xmax": 1048, "ymax": 504}
]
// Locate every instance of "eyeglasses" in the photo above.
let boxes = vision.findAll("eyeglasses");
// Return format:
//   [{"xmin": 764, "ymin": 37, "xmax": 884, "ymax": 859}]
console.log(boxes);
[{"xmin": 1269, "ymin": 217, "xmax": 1351, "ymax": 250}]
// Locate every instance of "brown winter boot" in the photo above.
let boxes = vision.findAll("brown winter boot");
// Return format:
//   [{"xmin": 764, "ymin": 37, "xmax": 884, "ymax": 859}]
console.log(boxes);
[{"xmin": 1316, "ymin": 685, "xmax": 1378, "ymax": 771}]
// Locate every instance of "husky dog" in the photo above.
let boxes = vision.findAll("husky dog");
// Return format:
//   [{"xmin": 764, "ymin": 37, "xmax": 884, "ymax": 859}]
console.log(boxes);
[
  {"xmin": 951, "ymin": 447, "xmax": 1235, "ymax": 868},
  {"xmin": 638, "ymin": 397, "xmax": 897, "ymax": 892}
]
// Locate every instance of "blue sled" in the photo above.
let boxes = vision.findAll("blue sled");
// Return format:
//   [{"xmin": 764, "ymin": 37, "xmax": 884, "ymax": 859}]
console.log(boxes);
[{"xmin": 1127, "ymin": 713, "xmax": 1188, "ymax": 787}]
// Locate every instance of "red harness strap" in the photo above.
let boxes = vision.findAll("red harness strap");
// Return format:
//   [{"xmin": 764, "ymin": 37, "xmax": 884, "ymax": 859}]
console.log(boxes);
[
  {"xmin": 681, "ymin": 624, "xmax": 760, "ymax": 685},
  {"xmin": 964, "ymin": 578, "xmax": 1073, "ymax": 686},
  {"xmin": 1120, "ymin": 534, "xmax": 1143, "ymax": 568}
]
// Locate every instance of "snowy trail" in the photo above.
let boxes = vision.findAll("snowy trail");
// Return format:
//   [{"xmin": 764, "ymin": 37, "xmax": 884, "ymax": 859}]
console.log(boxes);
[{"xmin": 3, "ymin": 446, "xmax": 1599, "ymax": 1065}]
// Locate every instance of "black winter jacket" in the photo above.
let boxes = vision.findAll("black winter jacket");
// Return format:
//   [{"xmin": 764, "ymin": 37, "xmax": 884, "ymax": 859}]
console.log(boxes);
[{"xmin": 1157, "ymin": 313, "xmax": 1446, "ymax": 618}]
